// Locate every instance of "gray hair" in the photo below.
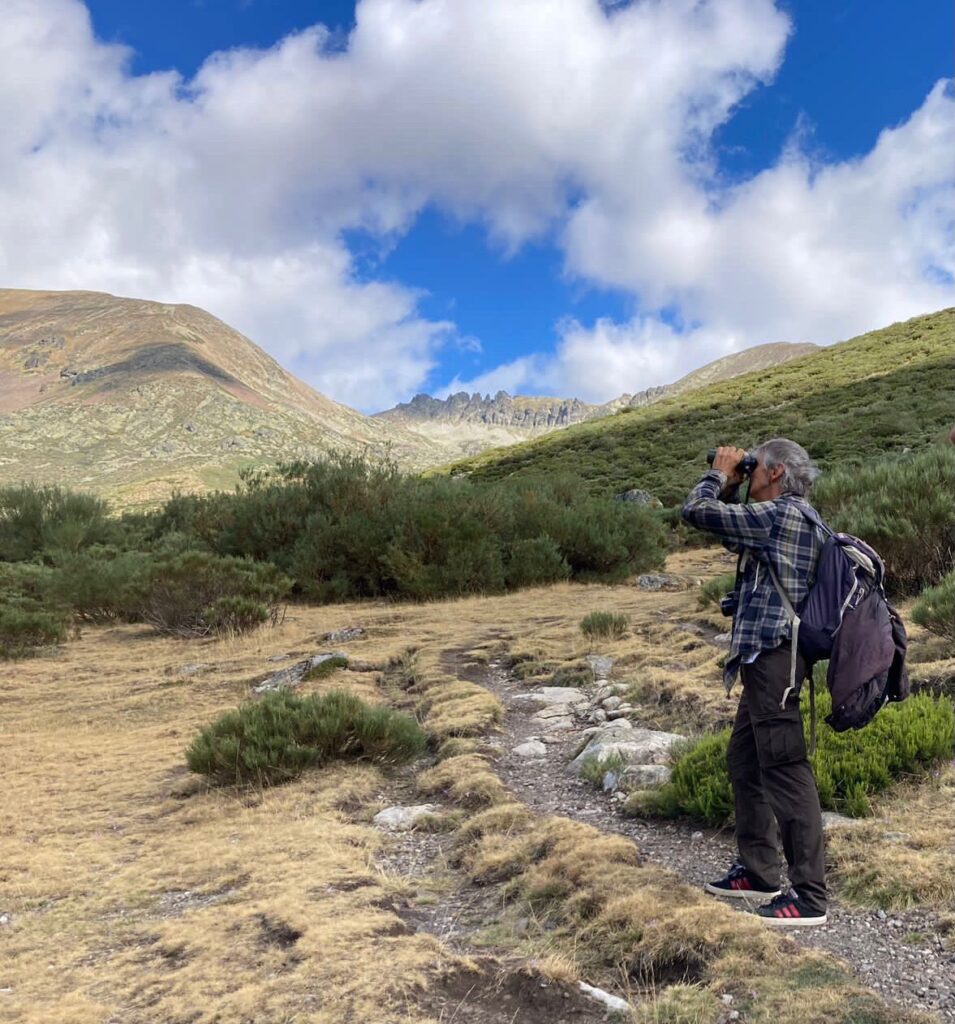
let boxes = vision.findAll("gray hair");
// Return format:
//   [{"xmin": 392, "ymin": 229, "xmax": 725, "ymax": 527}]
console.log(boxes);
[{"xmin": 753, "ymin": 438, "xmax": 820, "ymax": 497}]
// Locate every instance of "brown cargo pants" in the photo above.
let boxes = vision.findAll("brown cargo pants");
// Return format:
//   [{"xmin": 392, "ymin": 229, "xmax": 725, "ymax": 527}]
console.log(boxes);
[{"xmin": 727, "ymin": 642, "xmax": 827, "ymax": 913}]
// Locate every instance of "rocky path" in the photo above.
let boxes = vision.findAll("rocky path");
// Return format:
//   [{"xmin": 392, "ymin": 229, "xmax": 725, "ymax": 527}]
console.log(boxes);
[{"xmin": 480, "ymin": 652, "xmax": 955, "ymax": 1022}]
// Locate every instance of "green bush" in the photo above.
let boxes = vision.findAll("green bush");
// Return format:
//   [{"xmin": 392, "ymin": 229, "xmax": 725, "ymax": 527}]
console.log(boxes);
[
  {"xmin": 43, "ymin": 547, "xmax": 151, "ymax": 622},
  {"xmin": 143, "ymin": 456, "xmax": 667, "ymax": 603},
  {"xmin": 505, "ymin": 536, "xmax": 571, "ymax": 588},
  {"xmin": 626, "ymin": 677, "xmax": 955, "ymax": 824},
  {"xmin": 814, "ymin": 446, "xmax": 955, "ymax": 594},
  {"xmin": 0, "ymin": 484, "xmax": 116, "ymax": 561},
  {"xmin": 0, "ymin": 602, "xmax": 69, "ymax": 658},
  {"xmin": 186, "ymin": 689, "xmax": 426, "ymax": 786},
  {"xmin": 580, "ymin": 610, "xmax": 629, "ymax": 640},
  {"xmin": 139, "ymin": 550, "xmax": 291, "ymax": 637},
  {"xmin": 697, "ymin": 571, "xmax": 736, "ymax": 609},
  {"xmin": 302, "ymin": 655, "xmax": 349, "ymax": 681},
  {"xmin": 912, "ymin": 571, "xmax": 955, "ymax": 644}
]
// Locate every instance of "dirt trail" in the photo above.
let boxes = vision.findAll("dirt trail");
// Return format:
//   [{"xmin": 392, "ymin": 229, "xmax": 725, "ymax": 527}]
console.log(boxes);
[{"xmin": 473, "ymin": 651, "xmax": 955, "ymax": 1022}]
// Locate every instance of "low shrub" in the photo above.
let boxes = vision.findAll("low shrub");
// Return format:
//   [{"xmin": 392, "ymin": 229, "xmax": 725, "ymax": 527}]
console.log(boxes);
[
  {"xmin": 302, "ymin": 655, "xmax": 349, "ymax": 681},
  {"xmin": 0, "ymin": 601, "xmax": 70, "ymax": 658},
  {"xmin": 626, "ymin": 677, "xmax": 955, "ymax": 824},
  {"xmin": 580, "ymin": 611, "xmax": 629, "ymax": 640},
  {"xmin": 186, "ymin": 689, "xmax": 426, "ymax": 786},
  {"xmin": 578, "ymin": 751, "xmax": 628, "ymax": 788},
  {"xmin": 139, "ymin": 550, "xmax": 291, "ymax": 637},
  {"xmin": 505, "ymin": 535, "xmax": 570, "ymax": 588},
  {"xmin": 43, "ymin": 547, "xmax": 151, "ymax": 622},
  {"xmin": 697, "ymin": 571, "xmax": 736, "ymax": 609},
  {"xmin": 912, "ymin": 570, "xmax": 955, "ymax": 644}
]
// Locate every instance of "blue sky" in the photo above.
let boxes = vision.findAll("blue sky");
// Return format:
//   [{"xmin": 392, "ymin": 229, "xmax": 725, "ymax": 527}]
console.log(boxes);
[{"xmin": 2, "ymin": 1, "xmax": 952, "ymax": 410}]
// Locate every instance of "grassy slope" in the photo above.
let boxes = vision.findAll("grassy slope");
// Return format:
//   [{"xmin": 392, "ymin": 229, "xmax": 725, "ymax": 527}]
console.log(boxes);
[{"xmin": 446, "ymin": 309, "xmax": 955, "ymax": 505}]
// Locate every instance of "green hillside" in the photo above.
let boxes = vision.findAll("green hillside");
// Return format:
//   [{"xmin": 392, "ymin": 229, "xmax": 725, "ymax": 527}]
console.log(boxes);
[{"xmin": 446, "ymin": 309, "xmax": 955, "ymax": 505}]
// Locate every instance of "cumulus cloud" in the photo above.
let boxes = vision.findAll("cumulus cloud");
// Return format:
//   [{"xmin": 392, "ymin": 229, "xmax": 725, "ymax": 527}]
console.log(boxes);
[{"xmin": 0, "ymin": 0, "xmax": 950, "ymax": 410}]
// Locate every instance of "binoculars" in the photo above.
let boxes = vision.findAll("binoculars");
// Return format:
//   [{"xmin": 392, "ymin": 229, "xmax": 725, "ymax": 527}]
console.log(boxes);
[{"xmin": 706, "ymin": 448, "xmax": 758, "ymax": 477}]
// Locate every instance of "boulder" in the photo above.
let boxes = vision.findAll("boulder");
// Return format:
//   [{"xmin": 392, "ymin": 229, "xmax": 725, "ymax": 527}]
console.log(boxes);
[
  {"xmin": 252, "ymin": 651, "xmax": 348, "ymax": 693},
  {"xmin": 373, "ymin": 805, "xmax": 441, "ymax": 831},
  {"xmin": 585, "ymin": 654, "xmax": 613, "ymax": 680},
  {"xmin": 601, "ymin": 696, "xmax": 622, "ymax": 712},
  {"xmin": 513, "ymin": 687, "xmax": 589, "ymax": 708},
  {"xmin": 570, "ymin": 726, "xmax": 684, "ymax": 774},
  {"xmin": 620, "ymin": 764, "xmax": 672, "ymax": 789}
]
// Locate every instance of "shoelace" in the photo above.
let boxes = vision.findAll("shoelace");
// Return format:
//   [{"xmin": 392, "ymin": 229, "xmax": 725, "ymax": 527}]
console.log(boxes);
[{"xmin": 764, "ymin": 890, "xmax": 796, "ymax": 909}]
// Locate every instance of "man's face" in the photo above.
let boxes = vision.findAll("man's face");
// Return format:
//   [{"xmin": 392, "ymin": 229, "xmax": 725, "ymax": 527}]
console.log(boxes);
[{"xmin": 748, "ymin": 458, "xmax": 781, "ymax": 502}]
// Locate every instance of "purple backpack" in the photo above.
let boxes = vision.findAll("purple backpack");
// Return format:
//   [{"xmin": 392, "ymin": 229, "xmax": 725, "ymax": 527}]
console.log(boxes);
[{"xmin": 765, "ymin": 505, "xmax": 909, "ymax": 742}]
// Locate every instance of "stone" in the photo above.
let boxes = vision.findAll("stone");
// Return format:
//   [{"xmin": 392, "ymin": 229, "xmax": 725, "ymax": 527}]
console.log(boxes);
[
  {"xmin": 636, "ymin": 573, "xmax": 689, "ymax": 591},
  {"xmin": 321, "ymin": 626, "xmax": 365, "ymax": 643},
  {"xmin": 266, "ymin": 652, "xmax": 292, "ymax": 662},
  {"xmin": 252, "ymin": 651, "xmax": 347, "ymax": 693},
  {"xmin": 177, "ymin": 663, "xmax": 210, "ymax": 677},
  {"xmin": 601, "ymin": 696, "xmax": 622, "ymax": 712},
  {"xmin": 619, "ymin": 764, "xmax": 672, "ymax": 788},
  {"xmin": 514, "ymin": 740, "xmax": 547, "ymax": 758},
  {"xmin": 589, "ymin": 708, "xmax": 608, "ymax": 724},
  {"xmin": 614, "ymin": 488, "xmax": 662, "ymax": 508},
  {"xmin": 606, "ymin": 709, "xmax": 631, "ymax": 721},
  {"xmin": 602, "ymin": 771, "xmax": 619, "ymax": 793},
  {"xmin": 570, "ymin": 726, "xmax": 683, "ymax": 774},
  {"xmin": 535, "ymin": 715, "xmax": 574, "ymax": 733},
  {"xmin": 578, "ymin": 982, "xmax": 630, "ymax": 1013},
  {"xmin": 881, "ymin": 832, "xmax": 911, "ymax": 843},
  {"xmin": 373, "ymin": 805, "xmax": 441, "ymax": 831},
  {"xmin": 821, "ymin": 811, "xmax": 865, "ymax": 831},
  {"xmin": 712, "ymin": 632, "xmax": 732, "ymax": 647},
  {"xmin": 513, "ymin": 687, "xmax": 589, "ymax": 708},
  {"xmin": 585, "ymin": 654, "xmax": 613, "ymax": 680}
]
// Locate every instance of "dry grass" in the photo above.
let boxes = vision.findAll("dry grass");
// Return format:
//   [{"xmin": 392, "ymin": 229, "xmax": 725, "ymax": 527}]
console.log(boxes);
[{"xmin": 827, "ymin": 764, "xmax": 955, "ymax": 911}]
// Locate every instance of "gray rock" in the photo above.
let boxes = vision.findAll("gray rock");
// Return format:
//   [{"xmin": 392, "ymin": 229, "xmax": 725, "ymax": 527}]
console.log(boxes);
[
  {"xmin": 513, "ymin": 740, "xmax": 547, "ymax": 758},
  {"xmin": 513, "ymin": 686, "xmax": 589, "ymax": 708},
  {"xmin": 821, "ymin": 811, "xmax": 865, "ymax": 831},
  {"xmin": 373, "ymin": 805, "xmax": 441, "ymax": 831},
  {"xmin": 252, "ymin": 651, "xmax": 347, "ymax": 693},
  {"xmin": 578, "ymin": 981, "xmax": 630, "ymax": 1013},
  {"xmin": 614, "ymin": 488, "xmax": 662, "ymax": 508},
  {"xmin": 570, "ymin": 726, "xmax": 683, "ymax": 774},
  {"xmin": 602, "ymin": 771, "xmax": 619, "ymax": 793},
  {"xmin": 534, "ymin": 714, "xmax": 575, "ymax": 733},
  {"xmin": 636, "ymin": 573, "xmax": 689, "ymax": 591},
  {"xmin": 178, "ymin": 663, "xmax": 210, "ymax": 677},
  {"xmin": 589, "ymin": 708, "xmax": 608, "ymax": 724},
  {"xmin": 712, "ymin": 632, "xmax": 732, "ymax": 647},
  {"xmin": 601, "ymin": 696, "xmax": 622, "ymax": 712},
  {"xmin": 606, "ymin": 709, "xmax": 631, "ymax": 721},
  {"xmin": 321, "ymin": 626, "xmax": 365, "ymax": 643},
  {"xmin": 620, "ymin": 764, "xmax": 672, "ymax": 789},
  {"xmin": 585, "ymin": 654, "xmax": 613, "ymax": 680}
]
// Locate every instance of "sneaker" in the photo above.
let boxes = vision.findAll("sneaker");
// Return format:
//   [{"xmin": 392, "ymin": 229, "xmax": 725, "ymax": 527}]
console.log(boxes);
[
  {"xmin": 756, "ymin": 888, "xmax": 828, "ymax": 928},
  {"xmin": 704, "ymin": 861, "xmax": 781, "ymax": 901}
]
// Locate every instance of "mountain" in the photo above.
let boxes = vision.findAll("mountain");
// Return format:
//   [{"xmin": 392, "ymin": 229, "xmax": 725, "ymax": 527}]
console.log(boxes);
[
  {"xmin": 376, "ymin": 341, "xmax": 818, "ymax": 458},
  {"xmin": 444, "ymin": 309, "xmax": 955, "ymax": 506},
  {"xmin": 0, "ymin": 289, "xmax": 443, "ymax": 506}
]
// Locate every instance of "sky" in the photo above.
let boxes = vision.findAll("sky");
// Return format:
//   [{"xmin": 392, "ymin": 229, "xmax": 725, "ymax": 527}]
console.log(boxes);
[{"xmin": 1, "ymin": 1, "xmax": 952, "ymax": 412}]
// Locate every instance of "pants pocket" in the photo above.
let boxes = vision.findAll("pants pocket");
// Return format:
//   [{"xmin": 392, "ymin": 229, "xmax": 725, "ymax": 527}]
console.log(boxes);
[{"xmin": 754, "ymin": 715, "xmax": 806, "ymax": 767}]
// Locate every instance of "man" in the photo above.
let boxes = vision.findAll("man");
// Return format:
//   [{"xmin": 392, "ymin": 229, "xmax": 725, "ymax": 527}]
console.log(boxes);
[{"xmin": 682, "ymin": 438, "xmax": 828, "ymax": 928}]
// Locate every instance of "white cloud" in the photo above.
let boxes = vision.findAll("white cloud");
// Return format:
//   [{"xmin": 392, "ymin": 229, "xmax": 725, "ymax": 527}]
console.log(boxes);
[{"xmin": 0, "ymin": 0, "xmax": 950, "ymax": 410}]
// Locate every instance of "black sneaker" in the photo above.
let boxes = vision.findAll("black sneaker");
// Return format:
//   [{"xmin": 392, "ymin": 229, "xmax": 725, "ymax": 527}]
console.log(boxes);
[
  {"xmin": 756, "ymin": 888, "xmax": 828, "ymax": 928},
  {"xmin": 704, "ymin": 861, "xmax": 781, "ymax": 901}
]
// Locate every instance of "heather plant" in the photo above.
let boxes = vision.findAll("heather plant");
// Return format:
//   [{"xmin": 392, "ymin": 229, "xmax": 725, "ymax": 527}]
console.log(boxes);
[
  {"xmin": 627, "ymin": 679, "xmax": 955, "ymax": 825},
  {"xmin": 0, "ymin": 602, "xmax": 69, "ymax": 658},
  {"xmin": 186, "ymin": 689, "xmax": 426, "ymax": 786},
  {"xmin": 814, "ymin": 446, "xmax": 955, "ymax": 594},
  {"xmin": 0, "ymin": 483, "xmax": 116, "ymax": 561},
  {"xmin": 43, "ymin": 547, "xmax": 151, "ymax": 622},
  {"xmin": 912, "ymin": 571, "xmax": 955, "ymax": 644},
  {"xmin": 697, "ymin": 571, "xmax": 736, "ymax": 609},
  {"xmin": 580, "ymin": 610, "xmax": 629, "ymax": 640}
]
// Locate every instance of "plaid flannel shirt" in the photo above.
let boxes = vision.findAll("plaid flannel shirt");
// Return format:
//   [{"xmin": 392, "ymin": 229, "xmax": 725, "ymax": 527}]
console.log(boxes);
[{"xmin": 682, "ymin": 469, "xmax": 825, "ymax": 691}]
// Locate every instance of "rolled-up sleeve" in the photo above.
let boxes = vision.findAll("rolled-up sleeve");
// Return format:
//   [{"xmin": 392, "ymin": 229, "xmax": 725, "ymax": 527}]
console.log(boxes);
[{"xmin": 682, "ymin": 470, "xmax": 778, "ymax": 550}]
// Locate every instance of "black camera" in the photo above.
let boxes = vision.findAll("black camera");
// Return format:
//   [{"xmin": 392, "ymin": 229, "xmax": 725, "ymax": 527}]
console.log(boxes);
[
  {"xmin": 719, "ymin": 591, "xmax": 739, "ymax": 618},
  {"xmin": 706, "ymin": 448, "xmax": 757, "ymax": 477}
]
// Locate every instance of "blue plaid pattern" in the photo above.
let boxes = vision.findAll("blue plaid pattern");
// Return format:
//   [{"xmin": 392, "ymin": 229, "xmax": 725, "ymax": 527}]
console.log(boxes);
[{"xmin": 682, "ymin": 470, "xmax": 826, "ymax": 690}]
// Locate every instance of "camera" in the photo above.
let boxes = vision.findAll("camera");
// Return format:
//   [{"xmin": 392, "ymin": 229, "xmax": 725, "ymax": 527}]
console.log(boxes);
[
  {"xmin": 720, "ymin": 591, "xmax": 739, "ymax": 618},
  {"xmin": 706, "ymin": 448, "xmax": 757, "ymax": 477}
]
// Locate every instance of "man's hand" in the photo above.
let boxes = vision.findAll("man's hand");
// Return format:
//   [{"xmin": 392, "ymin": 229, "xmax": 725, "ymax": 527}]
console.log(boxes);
[{"xmin": 712, "ymin": 446, "xmax": 748, "ymax": 487}]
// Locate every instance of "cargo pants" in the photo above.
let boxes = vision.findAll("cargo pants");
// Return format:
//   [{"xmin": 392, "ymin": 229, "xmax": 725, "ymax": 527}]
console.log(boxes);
[{"xmin": 727, "ymin": 642, "xmax": 827, "ymax": 913}]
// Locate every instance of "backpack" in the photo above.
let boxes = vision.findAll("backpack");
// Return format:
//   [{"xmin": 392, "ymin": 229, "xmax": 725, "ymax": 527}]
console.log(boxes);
[{"xmin": 763, "ymin": 503, "xmax": 909, "ymax": 752}]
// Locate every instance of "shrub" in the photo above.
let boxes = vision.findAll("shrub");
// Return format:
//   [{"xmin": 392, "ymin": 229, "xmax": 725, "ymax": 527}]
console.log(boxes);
[
  {"xmin": 505, "ymin": 536, "xmax": 570, "ymax": 588},
  {"xmin": 580, "ymin": 611, "xmax": 629, "ymax": 640},
  {"xmin": 627, "ymin": 677, "xmax": 955, "ymax": 825},
  {"xmin": 912, "ymin": 571, "xmax": 955, "ymax": 644},
  {"xmin": 186, "ymin": 689, "xmax": 426, "ymax": 786},
  {"xmin": 814, "ymin": 446, "xmax": 955, "ymax": 594},
  {"xmin": 0, "ymin": 602, "xmax": 69, "ymax": 658},
  {"xmin": 139, "ymin": 550, "xmax": 291, "ymax": 637},
  {"xmin": 697, "ymin": 571, "xmax": 736, "ymax": 609},
  {"xmin": 0, "ymin": 483, "xmax": 115, "ymax": 561},
  {"xmin": 43, "ymin": 547, "xmax": 151, "ymax": 622},
  {"xmin": 302, "ymin": 655, "xmax": 349, "ymax": 681}
]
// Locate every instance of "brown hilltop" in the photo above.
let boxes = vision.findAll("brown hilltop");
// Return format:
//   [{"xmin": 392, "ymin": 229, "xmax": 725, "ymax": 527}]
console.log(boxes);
[{"xmin": 0, "ymin": 289, "xmax": 442, "ymax": 507}]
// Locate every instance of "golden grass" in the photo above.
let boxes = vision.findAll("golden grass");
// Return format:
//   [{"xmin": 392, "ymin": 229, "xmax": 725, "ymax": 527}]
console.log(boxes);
[{"xmin": 827, "ymin": 764, "xmax": 955, "ymax": 911}]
